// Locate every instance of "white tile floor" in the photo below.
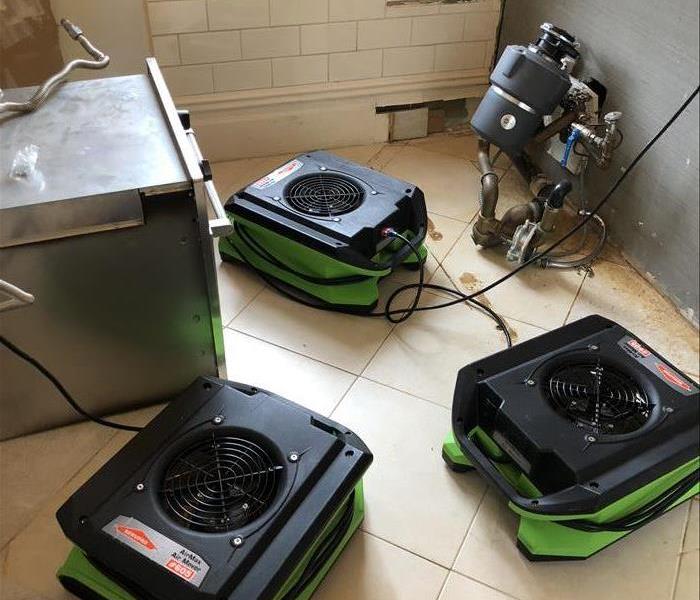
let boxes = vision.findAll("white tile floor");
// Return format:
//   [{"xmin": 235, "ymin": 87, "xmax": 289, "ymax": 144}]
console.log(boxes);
[{"xmin": 1, "ymin": 133, "xmax": 698, "ymax": 600}]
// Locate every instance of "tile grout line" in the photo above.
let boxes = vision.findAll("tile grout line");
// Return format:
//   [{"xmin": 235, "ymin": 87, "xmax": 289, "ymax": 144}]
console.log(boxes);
[
  {"xmin": 225, "ymin": 325, "xmax": 363, "ymax": 378},
  {"xmin": 429, "ymin": 259, "xmax": 552, "ymax": 335},
  {"xmin": 360, "ymin": 530, "xmax": 451, "ymax": 572},
  {"xmin": 358, "ymin": 372, "xmax": 451, "ymax": 413},
  {"xmin": 670, "ymin": 502, "xmax": 693, "ymax": 600},
  {"xmin": 222, "ymin": 275, "xmax": 268, "ymax": 328},
  {"xmin": 435, "ymin": 485, "xmax": 489, "ymax": 600},
  {"xmin": 0, "ymin": 427, "xmax": 121, "ymax": 554},
  {"xmin": 562, "ymin": 266, "xmax": 589, "ymax": 326},
  {"xmin": 327, "ymin": 374, "xmax": 360, "ymax": 419},
  {"xmin": 679, "ymin": 499, "xmax": 693, "ymax": 553},
  {"xmin": 445, "ymin": 486, "xmax": 527, "ymax": 600}
]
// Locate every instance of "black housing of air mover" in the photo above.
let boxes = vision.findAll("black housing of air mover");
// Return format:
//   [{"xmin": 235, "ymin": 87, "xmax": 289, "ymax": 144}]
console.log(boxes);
[
  {"xmin": 227, "ymin": 150, "xmax": 428, "ymax": 271},
  {"xmin": 57, "ymin": 377, "xmax": 372, "ymax": 600},
  {"xmin": 451, "ymin": 315, "xmax": 699, "ymax": 516}
]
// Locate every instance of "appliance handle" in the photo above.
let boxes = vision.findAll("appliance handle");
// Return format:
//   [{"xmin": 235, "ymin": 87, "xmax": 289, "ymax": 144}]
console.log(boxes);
[
  {"xmin": 452, "ymin": 376, "xmax": 602, "ymax": 516},
  {"xmin": 184, "ymin": 130, "xmax": 234, "ymax": 238},
  {"xmin": 0, "ymin": 279, "xmax": 35, "ymax": 313},
  {"xmin": 456, "ymin": 429, "xmax": 602, "ymax": 516}
]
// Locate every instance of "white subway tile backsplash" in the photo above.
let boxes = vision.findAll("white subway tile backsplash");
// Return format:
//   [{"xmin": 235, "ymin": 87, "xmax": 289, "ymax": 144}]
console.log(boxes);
[
  {"xmin": 329, "ymin": 0, "xmax": 385, "ymax": 22},
  {"xmin": 302, "ymin": 22, "xmax": 357, "ymax": 55},
  {"xmin": 148, "ymin": 1, "xmax": 207, "ymax": 35},
  {"xmin": 464, "ymin": 11, "xmax": 500, "ymax": 41},
  {"xmin": 330, "ymin": 49, "xmax": 382, "ymax": 81},
  {"xmin": 411, "ymin": 14, "xmax": 464, "ymax": 45},
  {"xmin": 214, "ymin": 59, "xmax": 273, "ymax": 91},
  {"xmin": 180, "ymin": 31, "xmax": 242, "ymax": 64},
  {"xmin": 272, "ymin": 55, "xmax": 328, "ymax": 87},
  {"xmin": 383, "ymin": 45, "xmax": 435, "ymax": 76},
  {"xmin": 435, "ymin": 41, "xmax": 488, "ymax": 71},
  {"xmin": 207, "ymin": 0, "xmax": 269, "ymax": 30},
  {"xmin": 271, "ymin": 0, "xmax": 329, "ymax": 26},
  {"xmin": 147, "ymin": 0, "xmax": 499, "ymax": 97},
  {"xmin": 241, "ymin": 27, "xmax": 300, "ymax": 59},
  {"xmin": 358, "ymin": 18, "xmax": 411, "ymax": 50},
  {"xmin": 152, "ymin": 35, "xmax": 180, "ymax": 66},
  {"xmin": 161, "ymin": 64, "xmax": 214, "ymax": 95}
]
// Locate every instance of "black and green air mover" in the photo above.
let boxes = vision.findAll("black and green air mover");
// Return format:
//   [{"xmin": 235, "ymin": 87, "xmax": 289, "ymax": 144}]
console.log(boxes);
[
  {"xmin": 55, "ymin": 377, "xmax": 372, "ymax": 600},
  {"xmin": 219, "ymin": 150, "xmax": 428, "ymax": 310},
  {"xmin": 443, "ymin": 315, "xmax": 699, "ymax": 560}
]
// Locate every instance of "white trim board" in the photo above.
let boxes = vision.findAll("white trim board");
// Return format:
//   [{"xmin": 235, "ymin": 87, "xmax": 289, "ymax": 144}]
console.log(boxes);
[{"xmin": 177, "ymin": 69, "xmax": 489, "ymax": 161}]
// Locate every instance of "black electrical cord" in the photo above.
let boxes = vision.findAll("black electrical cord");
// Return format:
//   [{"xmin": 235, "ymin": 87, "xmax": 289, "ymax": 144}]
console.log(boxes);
[
  {"xmin": 0, "ymin": 335, "xmax": 143, "ymax": 433},
  {"xmin": 562, "ymin": 468, "xmax": 699, "ymax": 533},
  {"xmin": 3, "ymin": 86, "xmax": 696, "ymax": 433},
  {"xmin": 387, "ymin": 85, "xmax": 699, "ymax": 310},
  {"xmin": 228, "ymin": 228, "xmax": 513, "ymax": 346},
  {"xmin": 230, "ymin": 86, "xmax": 698, "ymax": 345}
]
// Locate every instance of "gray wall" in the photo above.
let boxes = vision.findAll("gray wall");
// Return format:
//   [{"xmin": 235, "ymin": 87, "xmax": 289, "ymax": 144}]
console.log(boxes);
[{"xmin": 499, "ymin": 0, "xmax": 700, "ymax": 326}]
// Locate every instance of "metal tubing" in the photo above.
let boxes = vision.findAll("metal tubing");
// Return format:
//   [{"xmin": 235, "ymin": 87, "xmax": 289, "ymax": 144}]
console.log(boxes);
[
  {"xmin": 477, "ymin": 139, "xmax": 499, "ymax": 219},
  {"xmin": 0, "ymin": 279, "xmax": 35, "ymax": 313},
  {"xmin": 0, "ymin": 19, "xmax": 109, "ymax": 114},
  {"xmin": 532, "ymin": 110, "xmax": 579, "ymax": 144},
  {"xmin": 543, "ymin": 213, "xmax": 607, "ymax": 268}
]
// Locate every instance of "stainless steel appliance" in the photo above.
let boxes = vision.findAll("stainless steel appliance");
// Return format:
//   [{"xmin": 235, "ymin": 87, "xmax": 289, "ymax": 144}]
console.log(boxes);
[{"xmin": 0, "ymin": 59, "xmax": 230, "ymax": 440}]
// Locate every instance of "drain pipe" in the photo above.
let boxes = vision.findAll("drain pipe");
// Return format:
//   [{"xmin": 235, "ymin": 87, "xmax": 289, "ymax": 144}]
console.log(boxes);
[{"xmin": 471, "ymin": 139, "xmax": 501, "ymax": 246}]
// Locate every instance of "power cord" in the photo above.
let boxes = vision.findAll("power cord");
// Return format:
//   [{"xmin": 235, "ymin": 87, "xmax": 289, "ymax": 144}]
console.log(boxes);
[
  {"xmin": 1, "ymin": 86, "xmax": 696, "ymax": 433},
  {"xmin": 381, "ymin": 85, "xmax": 699, "ymax": 312},
  {"xmin": 563, "ymin": 468, "xmax": 699, "ymax": 532},
  {"xmin": 230, "ymin": 86, "xmax": 698, "ymax": 345},
  {"xmin": 227, "ymin": 226, "xmax": 514, "ymax": 346},
  {"xmin": 0, "ymin": 335, "xmax": 143, "ymax": 433}
]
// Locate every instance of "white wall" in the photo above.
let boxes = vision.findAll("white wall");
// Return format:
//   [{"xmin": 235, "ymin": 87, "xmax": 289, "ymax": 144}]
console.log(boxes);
[
  {"xmin": 144, "ymin": 0, "xmax": 501, "ymax": 159},
  {"xmin": 50, "ymin": 0, "xmax": 152, "ymax": 78},
  {"xmin": 149, "ymin": 0, "xmax": 500, "ymax": 94}
]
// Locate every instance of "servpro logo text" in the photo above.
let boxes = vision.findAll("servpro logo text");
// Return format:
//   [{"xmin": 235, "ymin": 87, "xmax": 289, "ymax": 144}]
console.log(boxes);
[
  {"xmin": 656, "ymin": 363, "xmax": 693, "ymax": 392},
  {"xmin": 116, "ymin": 525, "xmax": 157, "ymax": 551}
]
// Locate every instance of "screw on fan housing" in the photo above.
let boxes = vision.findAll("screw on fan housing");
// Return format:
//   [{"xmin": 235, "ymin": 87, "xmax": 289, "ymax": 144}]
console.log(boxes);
[
  {"xmin": 231, "ymin": 536, "xmax": 244, "ymax": 547},
  {"xmin": 212, "ymin": 415, "xmax": 225, "ymax": 425},
  {"xmin": 288, "ymin": 452, "xmax": 299, "ymax": 463},
  {"xmin": 135, "ymin": 483, "xmax": 145, "ymax": 492}
]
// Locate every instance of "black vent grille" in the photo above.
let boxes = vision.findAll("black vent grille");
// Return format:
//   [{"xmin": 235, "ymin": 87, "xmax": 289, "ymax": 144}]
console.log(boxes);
[
  {"xmin": 284, "ymin": 173, "xmax": 364, "ymax": 217},
  {"xmin": 161, "ymin": 433, "xmax": 282, "ymax": 533},
  {"xmin": 544, "ymin": 362, "xmax": 652, "ymax": 435}
]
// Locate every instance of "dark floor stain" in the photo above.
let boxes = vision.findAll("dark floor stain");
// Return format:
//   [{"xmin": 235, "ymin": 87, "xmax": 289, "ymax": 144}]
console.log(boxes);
[
  {"xmin": 504, "ymin": 321, "xmax": 519, "ymax": 344},
  {"xmin": 459, "ymin": 272, "xmax": 492, "ymax": 309},
  {"xmin": 427, "ymin": 217, "xmax": 443, "ymax": 241}
]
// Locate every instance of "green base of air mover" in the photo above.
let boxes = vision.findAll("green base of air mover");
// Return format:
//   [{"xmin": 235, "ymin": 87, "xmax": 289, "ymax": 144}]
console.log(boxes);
[
  {"xmin": 57, "ymin": 483, "xmax": 366, "ymax": 600},
  {"xmin": 442, "ymin": 431, "xmax": 699, "ymax": 561},
  {"xmin": 219, "ymin": 215, "xmax": 427, "ymax": 311}
]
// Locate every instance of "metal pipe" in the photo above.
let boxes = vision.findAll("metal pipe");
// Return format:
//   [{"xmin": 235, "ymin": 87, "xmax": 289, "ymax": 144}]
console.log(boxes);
[
  {"xmin": 477, "ymin": 139, "xmax": 499, "ymax": 219},
  {"xmin": 532, "ymin": 110, "xmax": 579, "ymax": 144},
  {"xmin": 0, "ymin": 19, "xmax": 109, "ymax": 114},
  {"xmin": 0, "ymin": 279, "xmax": 35, "ymax": 313},
  {"xmin": 542, "ymin": 213, "xmax": 607, "ymax": 268}
]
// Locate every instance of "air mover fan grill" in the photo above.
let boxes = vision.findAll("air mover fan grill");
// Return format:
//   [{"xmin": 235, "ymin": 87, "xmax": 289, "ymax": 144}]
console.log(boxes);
[
  {"xmin": 161, "ymin": 432, "xmax": 282, "ymax": 533},
  {"xmin": 545, "ymin": 361, "xmax": 651, "ymax": 435},
  {"xmin": 284, "ymin": 173, "xmax": 364, "ymax": 217}
]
